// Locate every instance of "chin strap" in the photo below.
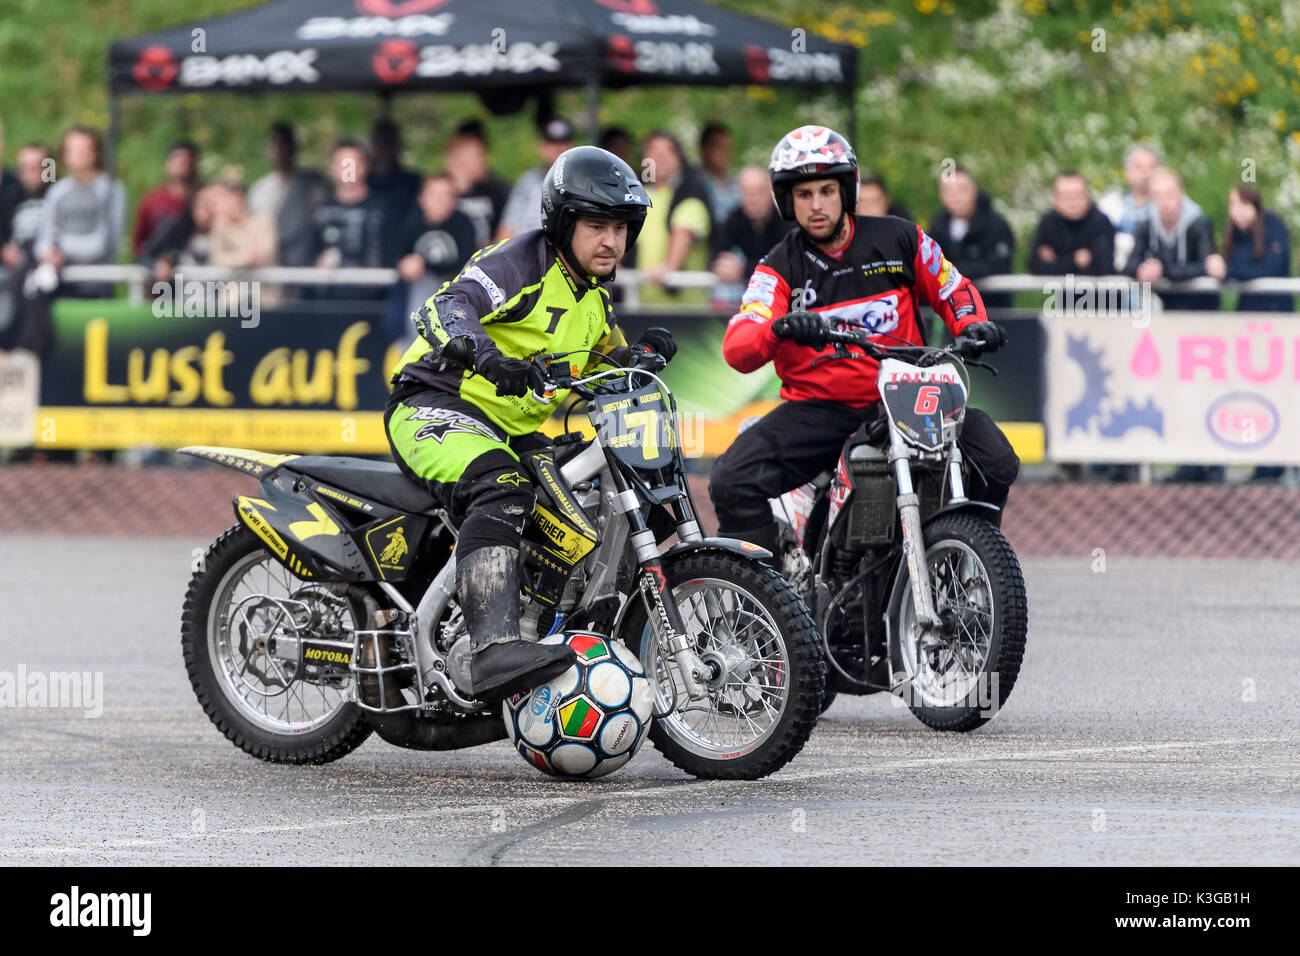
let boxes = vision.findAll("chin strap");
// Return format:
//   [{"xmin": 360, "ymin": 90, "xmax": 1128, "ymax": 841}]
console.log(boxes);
[{"xmin": 831, "ymin": 211, "xmax": 849, "ymax": 244}]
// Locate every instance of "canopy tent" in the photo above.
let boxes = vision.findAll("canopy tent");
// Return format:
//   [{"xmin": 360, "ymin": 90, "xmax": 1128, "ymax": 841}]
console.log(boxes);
[{"xmin": 107, "ymin": 0, "xmax": 859, "ymax": 146}]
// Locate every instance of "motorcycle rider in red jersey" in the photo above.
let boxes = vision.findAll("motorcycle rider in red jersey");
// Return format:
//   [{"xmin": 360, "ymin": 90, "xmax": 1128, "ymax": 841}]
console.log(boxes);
[{"xmin": 709, "ymin": 125, "xmax": 1020, "ymax": 556}]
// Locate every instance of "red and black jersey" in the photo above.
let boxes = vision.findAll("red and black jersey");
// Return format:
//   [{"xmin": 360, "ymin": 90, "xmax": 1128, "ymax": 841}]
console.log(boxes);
[{"xmin": 723, "ymin": 214, "xmax": 988, "ymax": 407}]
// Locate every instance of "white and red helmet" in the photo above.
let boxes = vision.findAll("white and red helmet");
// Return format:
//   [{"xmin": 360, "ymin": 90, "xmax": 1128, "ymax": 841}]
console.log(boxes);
[{"xmin": 768, "ymin": 125, "xmax": 859, "ymax": 221}]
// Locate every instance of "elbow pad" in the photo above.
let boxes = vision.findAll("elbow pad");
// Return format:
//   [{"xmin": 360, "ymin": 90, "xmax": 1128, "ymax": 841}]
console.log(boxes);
[{"xmin": 413, "ymin": 303, "xmax": 476, "ymax": 369}]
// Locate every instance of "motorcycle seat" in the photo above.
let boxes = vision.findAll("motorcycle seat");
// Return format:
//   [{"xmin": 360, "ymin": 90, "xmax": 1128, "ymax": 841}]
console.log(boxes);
[{"xmin": 287, "ymin": 456, "xmax": 444, "ymax": 515}]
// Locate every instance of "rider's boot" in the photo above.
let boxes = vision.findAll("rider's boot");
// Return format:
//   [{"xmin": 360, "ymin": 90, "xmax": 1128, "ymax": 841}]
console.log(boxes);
[{"xmin": 457, "ymin": 545, "xmax": 575, "ymax": 703}]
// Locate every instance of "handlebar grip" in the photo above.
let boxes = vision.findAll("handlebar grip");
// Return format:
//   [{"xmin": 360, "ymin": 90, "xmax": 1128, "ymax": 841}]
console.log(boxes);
[
  {"xmin": 630, "ymin": 347, "xmax": 668, "ymax": 373},
  {"xmin": 527, "ymin": 363, "xmax": 553, "ymax": 401},
  {"xmin": 824, "ymin": 328, "xmax": 862, "ymax": 348},
  {"xmin": 824, "ymin": 327, "xmax": 885, "ymax": 359}
]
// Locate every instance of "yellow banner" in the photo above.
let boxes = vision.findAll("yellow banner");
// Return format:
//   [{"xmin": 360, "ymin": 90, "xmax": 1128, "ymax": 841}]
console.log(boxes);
[
  {"xmin": 34, "ymin": 407, "xmax": 390, "ymax": 453},
  {"xmin": 33, "ymin": 405, "xmax": 1044, "ymax": 462}
]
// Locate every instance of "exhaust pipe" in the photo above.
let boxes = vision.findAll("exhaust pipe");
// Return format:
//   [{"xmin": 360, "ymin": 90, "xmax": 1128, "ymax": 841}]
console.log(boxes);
[{"xmin": 368, "ymin": 709, "xmax": 508, "ymax": 751}]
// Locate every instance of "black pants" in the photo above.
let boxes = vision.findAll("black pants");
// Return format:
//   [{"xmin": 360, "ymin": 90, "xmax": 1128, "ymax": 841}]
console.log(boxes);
[
  {"xmin": 0, "ymin": 266, "xmax": 53, "ymax": 355},
  {"xmin": 708, "ymin": 399, "xmax": 1020, "ymax": 539}
]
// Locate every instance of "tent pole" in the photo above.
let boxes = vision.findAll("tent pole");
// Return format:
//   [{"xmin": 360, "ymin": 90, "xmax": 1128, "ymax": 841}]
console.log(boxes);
[
  {"xmin": 106, "ymin": 95, "xmax": 121, "ymax": 178},
  {"xmin": 841, "ymin": 44, "xmax": 859, "ymax": 146},
  {"xmin": 844, "ymin": 80, "xmax": 857, "ymax": 146},
  {"xmin": 379, "ymin": 90, "xmax": 393, "ymax": 118},
  {"xmin": 584, "ymin": 76, "xmax": 600, "ymax": 144}
]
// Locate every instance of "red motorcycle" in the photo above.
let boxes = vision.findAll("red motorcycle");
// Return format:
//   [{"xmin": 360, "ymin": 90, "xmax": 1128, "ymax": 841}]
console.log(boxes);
[{"xmin": 768, "ymin": 329, "xmax": 1028, "ymax": 730}]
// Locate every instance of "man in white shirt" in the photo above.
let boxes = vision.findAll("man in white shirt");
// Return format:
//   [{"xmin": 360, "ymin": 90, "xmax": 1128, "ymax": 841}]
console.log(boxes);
[{"xmin": 495, "ymin": 118, "xmax": 574, "ymax": 241}]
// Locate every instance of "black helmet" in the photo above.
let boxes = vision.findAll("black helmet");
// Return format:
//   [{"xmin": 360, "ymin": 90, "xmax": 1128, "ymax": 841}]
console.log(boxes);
[
  {"xmin": 541, "ymin": 145, "xmax": 652, "ymax": 272},
  {"xmin": 768, "ymin": 125, "xmax": 859, "ymax": 222}
]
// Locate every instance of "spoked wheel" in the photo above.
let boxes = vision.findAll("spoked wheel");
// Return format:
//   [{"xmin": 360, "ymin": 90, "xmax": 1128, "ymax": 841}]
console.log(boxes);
[
  {"xmin": 620, "ymin": 551, "xmax": 824, "ymax": 780},
  {"xmin": 895, "ymin": 514, "xmax": 1027, "ymax": 732},
  {"xmin": 181, "ymin": 525, "xmax": 372, "ymax": 763}
]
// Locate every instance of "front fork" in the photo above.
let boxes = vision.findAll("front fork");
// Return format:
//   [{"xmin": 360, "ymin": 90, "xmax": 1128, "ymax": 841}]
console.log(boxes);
[
  {"xmin": 632, "ymin": 541, "xmax": 711, "ymax": 703},
  {"xmin": 890, "ymin": 431, "xmax": 943, "ymax": 644},
  {"xmin": 604, "ymin": 470, "xmax": 711, "ymax": 703}
]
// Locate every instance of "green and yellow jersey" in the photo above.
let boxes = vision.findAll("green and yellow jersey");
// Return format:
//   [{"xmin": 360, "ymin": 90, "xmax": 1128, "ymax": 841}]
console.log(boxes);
[{"xmin": 392, "ymin": 229, "xmax": 628, "ymax": 436}]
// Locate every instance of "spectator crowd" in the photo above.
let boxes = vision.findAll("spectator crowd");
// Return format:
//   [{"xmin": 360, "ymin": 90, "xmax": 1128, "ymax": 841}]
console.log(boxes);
[
  {"xmin": 1, "ymin": 116, "xmax": 1296, "ymax": 480},
  {"xmin": 4, "ymin": 117, "xmax": 1296, "ymax": 349}
]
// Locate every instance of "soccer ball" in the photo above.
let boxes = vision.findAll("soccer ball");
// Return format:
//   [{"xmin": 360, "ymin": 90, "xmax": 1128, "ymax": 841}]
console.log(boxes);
[{"xmin": 503, "ymin": 631, "xmax": 654, "ymax": 779}]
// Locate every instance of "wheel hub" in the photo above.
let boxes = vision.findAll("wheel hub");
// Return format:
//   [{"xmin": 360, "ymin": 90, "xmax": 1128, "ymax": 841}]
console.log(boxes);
[{"xmin": 699, "ymin": 642, "xmax": 753, "ymax": 691}]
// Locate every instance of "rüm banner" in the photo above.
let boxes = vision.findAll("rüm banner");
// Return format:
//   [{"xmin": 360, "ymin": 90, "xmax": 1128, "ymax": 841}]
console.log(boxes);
[
  {"xmin": 1044, "ymin": 312, "xmax": 1300, "ymax": 464},
  {"xmin": 20, "ymin": 300, "xmax": 1042, "ymax": 459}
]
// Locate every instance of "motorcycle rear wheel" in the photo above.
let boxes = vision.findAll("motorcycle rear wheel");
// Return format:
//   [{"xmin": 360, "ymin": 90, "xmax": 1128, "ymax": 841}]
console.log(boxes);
[{"xmin": 181, "ymin": 525, "xmax": 372, "ymax": 763}]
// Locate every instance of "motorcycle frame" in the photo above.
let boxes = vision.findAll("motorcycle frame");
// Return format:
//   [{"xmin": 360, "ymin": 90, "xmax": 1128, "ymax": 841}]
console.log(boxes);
[
  {"xmin": 789, "ymin": 354, "xmax": 975, "ymax": 693},
  {"xmin": 389, "ymin": 368, "xmax": 718, "ymax": 715}
]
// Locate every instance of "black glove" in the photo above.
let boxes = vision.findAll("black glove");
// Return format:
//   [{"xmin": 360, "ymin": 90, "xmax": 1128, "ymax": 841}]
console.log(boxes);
[
  {"xmin": 964, "ymin": 321, "xmax": 1008, "ymax": 354},
  {"xmin": 478, "ymin": 352, "xmax": 531, "ymax": 397},
  {"xmin": 771, "ymin": 310, "xmax": 828, "ymax": 349},
  {"xmin": 636, "ymin": 327, "xmax": 677, "ymax": 362},
  {"xmin": 626, "ymin": 344, "xmax": 667, "ymax": 371}
]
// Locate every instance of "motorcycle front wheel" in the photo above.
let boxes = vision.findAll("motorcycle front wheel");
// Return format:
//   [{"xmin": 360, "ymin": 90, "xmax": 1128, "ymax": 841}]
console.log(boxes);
[
  {"xmin": 619, "ymin": 551, "xmax": 825, "ymax": 780},
  {"xmin": 894, "ymin": 513, "xmax": 1028, "ymax": 732}
]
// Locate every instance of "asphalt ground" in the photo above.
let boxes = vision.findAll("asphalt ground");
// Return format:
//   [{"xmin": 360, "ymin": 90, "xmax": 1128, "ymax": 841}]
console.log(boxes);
[{"xmin": 1, "ymin": 535, "xmax": 1297, "ymax": 866}]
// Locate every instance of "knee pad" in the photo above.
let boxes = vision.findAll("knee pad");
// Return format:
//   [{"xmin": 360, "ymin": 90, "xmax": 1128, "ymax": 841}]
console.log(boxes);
[
  {"xmin": 454, "ymin": 454, "xmax": 537, "ymax": 553},
  {"xmin": 974, "ymin": 444, "xmax": 1019, "ymax": 487}
]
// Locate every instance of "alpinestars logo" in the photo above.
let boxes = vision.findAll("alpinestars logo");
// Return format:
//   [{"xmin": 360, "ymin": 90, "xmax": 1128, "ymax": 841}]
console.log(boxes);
[{"xmin": 407, "ymin": 407, "xmax": 501, "ymax": 443}]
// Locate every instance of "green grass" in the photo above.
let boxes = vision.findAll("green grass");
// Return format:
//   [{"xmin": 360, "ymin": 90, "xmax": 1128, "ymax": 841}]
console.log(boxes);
[{"xmin": 4, "ymin": 0, "xmax": 1298, "ymax": 271}]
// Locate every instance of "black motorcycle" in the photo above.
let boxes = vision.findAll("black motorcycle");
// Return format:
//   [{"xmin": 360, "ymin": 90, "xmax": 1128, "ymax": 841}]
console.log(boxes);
[
  {"xmin": 180, "ymin": 349, "xmax": 825, "ymax": 779},
  {"xmin": 767, "ymin": 328, "xmax": 1027, "ymax": 731}
]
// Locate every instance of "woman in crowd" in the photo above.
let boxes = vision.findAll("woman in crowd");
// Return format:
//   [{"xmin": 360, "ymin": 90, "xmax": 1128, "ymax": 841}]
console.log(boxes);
[
  {"xmin": 140, "ymin": 183, "xmax": 220, "ymax": 280},
  {"xmin": 1206, "ymin": 185, "xmax": 1294, "ymax": 481},
  {"xmin": 210, "ymin": 170, "xmax": 279, "ymax": 307},
  {"xmin": 1206, "ymin": 184, "xmax": 1293, "ymax": 312},
  {"xmin": 33, "ymin": 126, "xmax": 126, "ymax": 298}
]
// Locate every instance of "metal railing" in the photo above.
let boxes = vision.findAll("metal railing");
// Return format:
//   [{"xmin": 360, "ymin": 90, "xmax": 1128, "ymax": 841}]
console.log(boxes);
[
  {"xmin": 55, "ymin": 264, "xmax": 1300, "ymax": 312},
  {"xmin": 973, "ymin": 273, "xmax": 1300, "ymax": 295},
  {"xmin": 57, "ymin": 264, "xmax": 723, "ymax": 311}
]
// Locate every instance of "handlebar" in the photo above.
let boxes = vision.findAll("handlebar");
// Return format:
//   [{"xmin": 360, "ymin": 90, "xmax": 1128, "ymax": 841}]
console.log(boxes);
[
  {"xmin": 822, "ymin": 327, "xmax": 994, "ymax": 371},
  {"xmin": 528, "ymin": 359, "xmax": 566, "ymax": 402},
  {"xmin": 527, "ymin": 346, "xmax": 667, "ymax": 401},
  {"xmin": 429, "ymin": 329, "xmax": 666, "ymax": 401}
]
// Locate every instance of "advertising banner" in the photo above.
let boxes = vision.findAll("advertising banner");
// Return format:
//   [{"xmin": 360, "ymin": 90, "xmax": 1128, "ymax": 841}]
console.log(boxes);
[
  {"xmin": 30, "ymin": 299, "xmax": 782, "ymax": 455},
  {"xmin": 1044, "ymin": 312, "xmax": 1300, "ymax": 464},
  {"xmin": 17, "ymin": 299, "xmax": 1042, "ymax": 460},
  {"xmin": 33, "ymin": 299, "xmax": 399, "ymax": 453},
  {"xmin": 0, "ymin": 350, "xmax": 39, "ymax": 447}
]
